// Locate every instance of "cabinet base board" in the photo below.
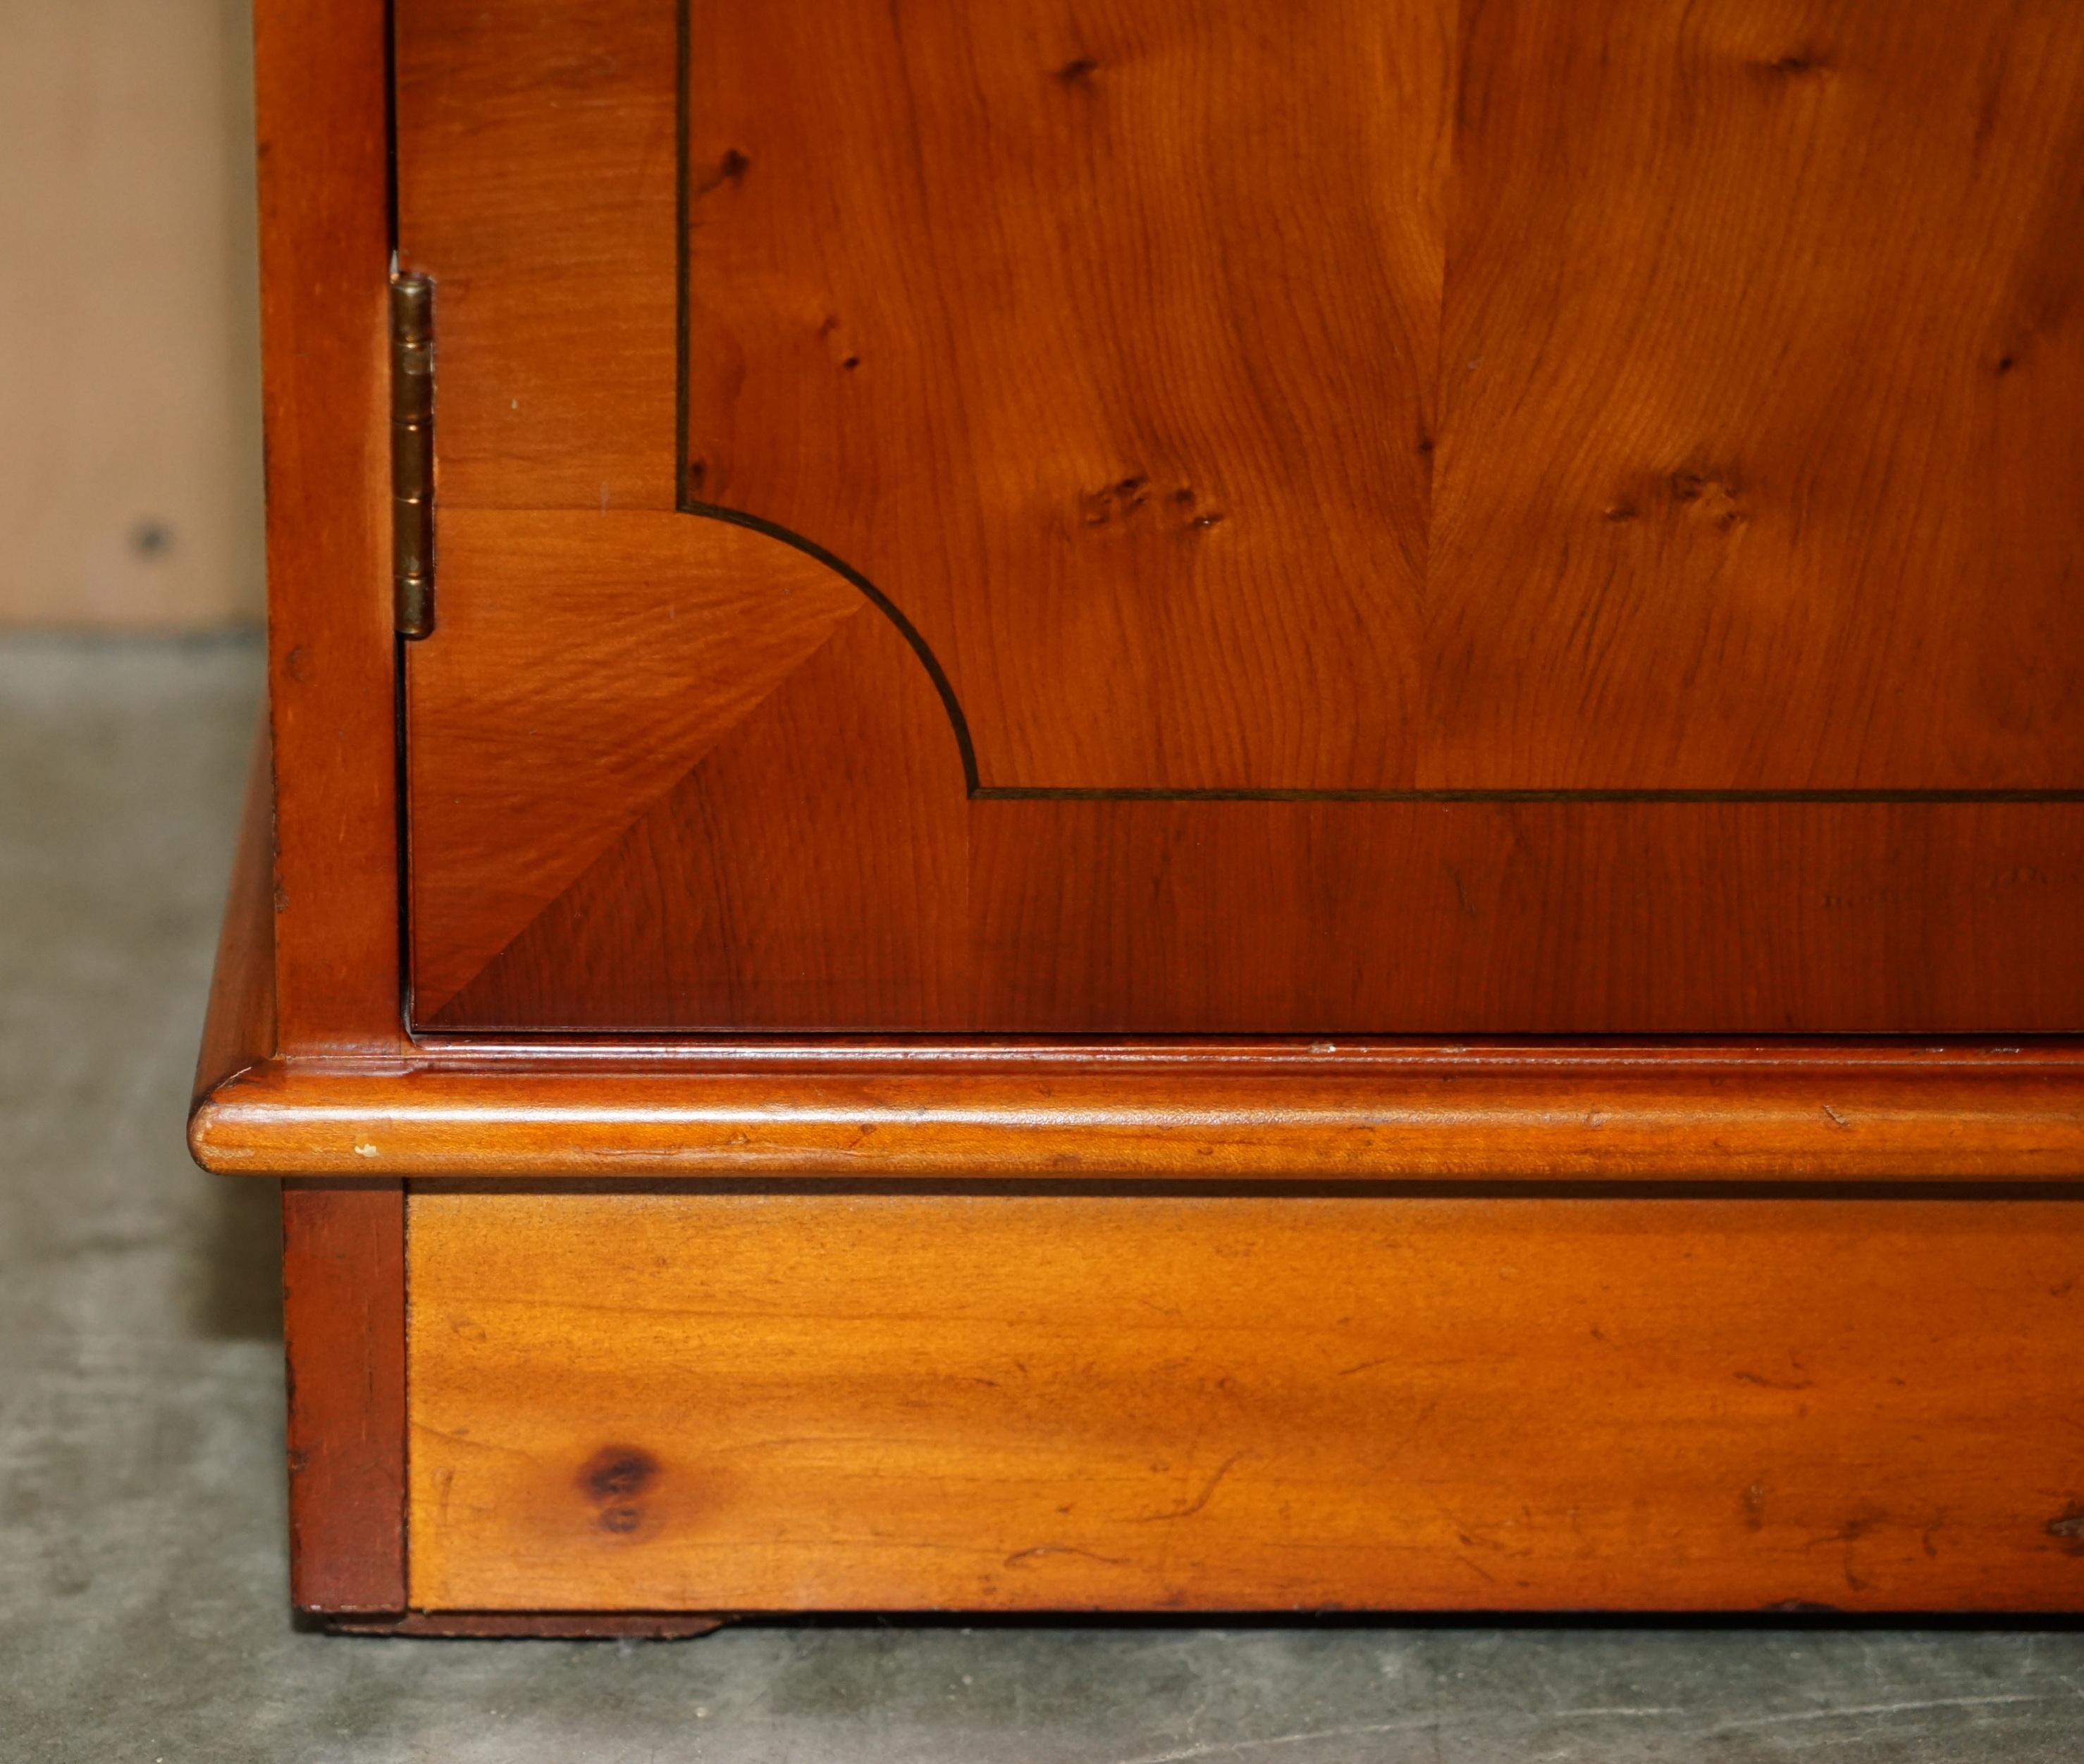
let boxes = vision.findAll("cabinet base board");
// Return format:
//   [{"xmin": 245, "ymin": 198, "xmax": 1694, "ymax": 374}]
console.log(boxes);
[{"xmin": 397, "ymin": 1189, "xmax": 2084, "ymax": 1617}]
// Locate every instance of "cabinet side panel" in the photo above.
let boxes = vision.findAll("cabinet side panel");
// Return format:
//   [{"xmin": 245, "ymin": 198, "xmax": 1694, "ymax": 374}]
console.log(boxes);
[{"xmin": 285, "ymin": 1180, "xmax": 406, "ymax": 1615}]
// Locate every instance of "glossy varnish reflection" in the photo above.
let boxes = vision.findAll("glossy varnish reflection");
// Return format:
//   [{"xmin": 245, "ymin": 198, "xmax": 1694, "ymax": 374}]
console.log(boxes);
[
  {"xmin": 208, "ymin": 0, "xmax": 2084, "ymax": 1630},
  {"xmin": 398, "ymin": 0, "xmax": 2084, "ymax": 1033}
]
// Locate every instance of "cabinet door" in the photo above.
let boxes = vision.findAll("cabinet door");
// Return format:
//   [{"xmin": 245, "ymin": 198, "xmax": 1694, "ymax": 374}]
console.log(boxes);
[{"xmin": 397, "ymin": 0, "xmax": 2084, "ymax": 1033}]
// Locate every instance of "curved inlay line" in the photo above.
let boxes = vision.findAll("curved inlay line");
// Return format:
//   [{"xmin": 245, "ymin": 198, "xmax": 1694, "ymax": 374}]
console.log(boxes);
[
  {"xmin": 678, "ymin": 500, "xmax": 983, "ymax": 793},
  {"xmin": 672, "ymin": 11, "xmax": 2079, "ymax": 808},
  {"xmin": 672, "ymin": 503, "xmax": 2084, "ymax": 806}
]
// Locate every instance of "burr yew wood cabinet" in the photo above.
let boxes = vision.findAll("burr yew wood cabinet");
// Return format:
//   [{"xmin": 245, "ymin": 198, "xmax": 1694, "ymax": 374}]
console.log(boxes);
[{"xmin": 192, "ymin": 0, "xmax": 2084, "ymax": 1629}]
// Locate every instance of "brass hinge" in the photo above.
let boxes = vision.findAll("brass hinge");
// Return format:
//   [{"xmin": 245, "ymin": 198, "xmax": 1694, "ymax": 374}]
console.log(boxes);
[{"xmin": 390, "ymin": 274, "xmax": 436, "ymax": 639}]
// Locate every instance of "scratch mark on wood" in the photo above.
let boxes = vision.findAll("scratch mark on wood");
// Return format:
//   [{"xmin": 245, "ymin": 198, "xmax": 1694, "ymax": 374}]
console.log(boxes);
[
  {"xmin": 1133, "ymin": 1450, "xmax": 1248, "ymax": 1522},
  {"xmin": 1004, "ymin": 1543, "xmax": 1129, "ymax": 1568}
]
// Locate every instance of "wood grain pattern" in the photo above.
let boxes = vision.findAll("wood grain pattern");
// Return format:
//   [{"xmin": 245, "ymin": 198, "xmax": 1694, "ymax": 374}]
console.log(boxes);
[
  {"xmin": 425, "ymin": 551, "xmax": 2084, "ymax": 1031},
  {"xmin": 250, "ymin": 0, "xmax": 409, "ymax": 1613},
  {"xmin": 405, "ymin": 512, "xmax": 863, "ymax": 1016},
  {"xmin": 228, "ymin": 0, "xmax": 2084, "ymax": 1632},
  {"xmin": 1429, "ymin": 0, "xmax": 2084, "ymax": 790},
  {"xmin": 254, "ymin": 0, "xmax": 402, "ymax": 1056},
  {"xmin": 393, "ymin": 0, "xmax": 679, "ymax": 513},
  {"xmin": 191, "ymin": 717, "xmax": 276, "ymax": 1111},
  {"xmin": 409, "ymin": 1189, "xmax": 2084, "ymax": 1612},
  {"xmin": 395, "ymin": 0, "xmax": 2084, "ymax": 1035},
  {"xmin": 680, "ymin": 0, "xmax": 1450, "ymax": 792},
  {"xmin": 445, "ymin": 791, "xmax": 2084, "ymax": 1035},
  {"xmin": 282, "ymin": 1180, "xmax": 407, "ymax": 1615},
  {"xmin": 433, "ymin": 603, "xmax": 969, "ymax": 1029},
  {"xmin": 189, "ymin": 1041, "xmax": 2084, "ymax": 1180}
]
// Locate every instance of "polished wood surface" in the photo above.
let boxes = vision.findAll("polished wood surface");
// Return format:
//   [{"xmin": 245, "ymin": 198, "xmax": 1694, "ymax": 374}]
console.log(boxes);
[
  {"xmin": 191, "ymin": 720, "xmax": 276, "ymax": 1110},
  {"xmin": 190, "ymin": 1040, "xmax": 2084, "ymax": 1180},
  {"xmin": 432, "ymin": 602, "xmax": 2084, "ymax": 1031},
  {"xmin": 677, "ymin": 0, "xmax": 1447, "ymax": 794},
  {"xmin": 230, "ymin": 0, "xmax": 414, "ymax": 1624},
  {"xmin": 1429, "ymin": 0, "xmax": 2084, "ymax": 790},
  {"xmin": 407, "ymin": 512, "xmax": 862, "ymax": 1019},
  {"xmin": 281, "ymin": 1180, "xmax": 407, "ymax": 1615},
  {"xmin": 410, "ymin": 1189, "xmax": 2084, "ymax": 1612},
  {"xmin": 397, "ymin": 0, "xmax": 2084, "ymax": 1034},
  {"xmin": 254, "ymin": 0, "xmax": 403, "ymax": 1057},
  {"xmin": 214, "ymin": 0, "xmax": 2084, "ymax": 1627}
]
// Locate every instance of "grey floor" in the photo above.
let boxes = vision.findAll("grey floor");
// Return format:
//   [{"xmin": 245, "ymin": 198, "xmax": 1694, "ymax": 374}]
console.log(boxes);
[{"xmin": 4, "ymin": 634, "xmax": 2084, "ymax": 1763}]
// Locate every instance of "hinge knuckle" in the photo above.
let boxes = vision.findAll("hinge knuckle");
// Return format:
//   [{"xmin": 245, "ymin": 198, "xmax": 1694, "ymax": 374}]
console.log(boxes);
[{"xmin": 390, "ymin": 274, "xmax": 436, "ymax": 639}]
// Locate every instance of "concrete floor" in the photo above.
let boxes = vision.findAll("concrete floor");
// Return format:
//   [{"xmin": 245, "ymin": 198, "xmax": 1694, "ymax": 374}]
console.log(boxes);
[{"xmin": 4, "ymin": 632, "xmax": 2084, "ymax": 1762}]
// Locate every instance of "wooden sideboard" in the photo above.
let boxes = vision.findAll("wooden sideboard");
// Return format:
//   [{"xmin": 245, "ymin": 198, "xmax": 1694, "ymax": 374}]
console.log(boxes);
[{"xmin": 194, "ymin": 0, "xmax": 2084, "ymax": 1631}]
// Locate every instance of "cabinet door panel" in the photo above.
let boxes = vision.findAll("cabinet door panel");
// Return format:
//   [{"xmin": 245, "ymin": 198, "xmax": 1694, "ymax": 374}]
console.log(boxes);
[{"xmin": 399, "ymin": 0, "xmax": 2084, "ymax": 1032}]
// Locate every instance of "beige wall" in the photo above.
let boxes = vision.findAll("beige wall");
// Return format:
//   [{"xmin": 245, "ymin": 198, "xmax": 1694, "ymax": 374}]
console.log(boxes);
[{"xmin": 0, "ymin": 0, "xmax": 263, "ymax": 627}]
